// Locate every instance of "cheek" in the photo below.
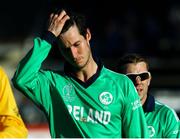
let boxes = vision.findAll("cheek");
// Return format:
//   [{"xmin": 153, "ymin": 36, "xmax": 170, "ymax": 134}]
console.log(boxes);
[
  {"xmin": 84, "ymin": 44, "xmax": 91, "ymax": 54},
  {"xmin": 143, "ymin": 81, "xmax": 150, "ymax": 89},
  {"xmin": 77, "ymin": 46, "xmax": 87, "ymax": 56},
  {"xmin": 147, "ymin": 79, "xmax": 151, "ymax": 86},
  {"xmin": 81, "ymin": 41, "xmax": 90, "ymax": 50}
]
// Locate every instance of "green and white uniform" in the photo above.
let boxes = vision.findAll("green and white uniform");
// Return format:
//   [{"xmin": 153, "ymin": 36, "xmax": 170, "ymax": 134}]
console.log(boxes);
[
  {"xmin": 12, "ymin": 33, "xmax": 149, "ymax": 138},
  {"xmin": 143, "ymin": 94, "xmax": 179, "ymax": 138}
]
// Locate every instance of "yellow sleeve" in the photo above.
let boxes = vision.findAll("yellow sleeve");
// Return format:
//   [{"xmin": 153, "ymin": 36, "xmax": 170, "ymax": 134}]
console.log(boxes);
[{"xmin": 0, "ymin": 67, "xmax": 28, "ymax": 138}]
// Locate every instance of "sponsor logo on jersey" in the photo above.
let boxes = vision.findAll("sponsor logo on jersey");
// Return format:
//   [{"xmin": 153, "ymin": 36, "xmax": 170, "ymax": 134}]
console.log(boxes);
[
  {"xmin": 99, "ymin": 92, "xmax": 113, "ymax": 105},
  {"xmin": 62, "ymin": 84, "xmax": 76, "ymax": 102},
  {"xmin": 67, "ymin": 105, "xmax": 111, "ymax": 125},
  {"xmin": 148, "ymin": 126, "xmax": 155, "ymax": 137},
  {"xmin": 131, "ymin": 99, "xmax": 142, "ymax": 110}
]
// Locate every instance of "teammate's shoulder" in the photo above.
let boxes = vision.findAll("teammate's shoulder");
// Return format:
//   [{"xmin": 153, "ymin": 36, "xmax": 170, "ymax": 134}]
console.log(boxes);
[
  {"xmin": 155, "ymin": 100, "xmax": 170, "ymax": 110},
  {"xmin": 155, "ymin": 100, "xmax": 178, "ymax": 116}
]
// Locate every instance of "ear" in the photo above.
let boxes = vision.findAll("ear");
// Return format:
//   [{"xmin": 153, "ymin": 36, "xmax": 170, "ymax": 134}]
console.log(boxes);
[{"xmin": 86, "ymin": 28, "xmax": 91, "ymax": 41}]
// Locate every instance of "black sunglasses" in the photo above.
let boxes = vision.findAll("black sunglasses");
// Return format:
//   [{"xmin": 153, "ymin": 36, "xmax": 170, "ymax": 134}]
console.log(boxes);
[{"xmin": 126, "ymin": 72, "xmax": 151, "ymax": 84}]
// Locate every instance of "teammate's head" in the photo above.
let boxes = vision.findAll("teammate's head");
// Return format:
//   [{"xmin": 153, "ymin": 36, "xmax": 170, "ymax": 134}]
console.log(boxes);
[{"xmin": 116, "ymin": 54, "xmax": 151, "ymax": 105}]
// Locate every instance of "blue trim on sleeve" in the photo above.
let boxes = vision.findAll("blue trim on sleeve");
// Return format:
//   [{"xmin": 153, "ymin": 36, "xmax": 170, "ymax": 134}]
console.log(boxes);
[{"xmin": 41, "ymin": 31, "xmax": 57, "ymax": 45}]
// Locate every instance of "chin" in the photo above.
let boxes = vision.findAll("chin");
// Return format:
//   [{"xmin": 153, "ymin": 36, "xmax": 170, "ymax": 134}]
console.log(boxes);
[
  {"xmin": 74, "ymin": 64, "xmax": 85, "ymax": 70},
  {"xmin": 139, "ymin": 94, "xmax": 143, "ymax": 100}
]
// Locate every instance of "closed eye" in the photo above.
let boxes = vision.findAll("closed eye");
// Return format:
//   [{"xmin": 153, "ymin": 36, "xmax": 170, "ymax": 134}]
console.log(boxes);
[{"xmin": 73, "ymin": 41, "xmax": 81, "ymax": 47}]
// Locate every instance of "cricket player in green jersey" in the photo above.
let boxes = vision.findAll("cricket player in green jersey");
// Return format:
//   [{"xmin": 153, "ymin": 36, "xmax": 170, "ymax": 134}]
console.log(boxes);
[
  {"xmin": 12, "ymin": 9, "xmax": 149, "ymax": 138},
  {"xmin": 116, "ymin": 54, "xmax": 179, "ymax": 138}
]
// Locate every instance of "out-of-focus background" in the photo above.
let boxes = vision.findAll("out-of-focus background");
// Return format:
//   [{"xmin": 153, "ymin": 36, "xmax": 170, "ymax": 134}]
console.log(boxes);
[{"xmin": 1, "ymin": 0, "xmax": 180, "ymax": 137}]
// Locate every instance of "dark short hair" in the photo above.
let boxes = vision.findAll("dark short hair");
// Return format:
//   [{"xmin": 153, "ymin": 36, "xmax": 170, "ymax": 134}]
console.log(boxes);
[
  {"xmin": 60, "ymin": 12, "xmax": 88, "ymax": 38},
  {"xmin": 116, "ymin": 53, "xmax": 149, "ymax": 73}
]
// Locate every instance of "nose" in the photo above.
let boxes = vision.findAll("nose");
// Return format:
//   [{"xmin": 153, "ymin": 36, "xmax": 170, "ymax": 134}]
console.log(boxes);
[
  {"xmin": 70, "ymin": 46, "xmax": 78, "ymax": 59},
  {"xmin": 135, "ymin": 76, "xmax": 142, "ymax": 84}
]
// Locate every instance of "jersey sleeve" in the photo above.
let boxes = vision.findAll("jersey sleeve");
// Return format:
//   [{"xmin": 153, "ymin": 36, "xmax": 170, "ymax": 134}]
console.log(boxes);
[
  {"xmin": 0, "ymin": 67, "xmax": 28, "ymax": 138},
  {"xmin": 122, "ymin": 77, "xmax": 149, "ymax": 138},
  {"xmin": 12, "ymin": 36, "xmax": 55, "ymax": 107}
]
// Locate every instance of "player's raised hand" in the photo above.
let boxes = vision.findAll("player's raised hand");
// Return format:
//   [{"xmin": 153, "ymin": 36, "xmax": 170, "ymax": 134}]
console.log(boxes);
[{"xmin": 48, "ymin": 10, "xmax": 70, "ymax": 37}]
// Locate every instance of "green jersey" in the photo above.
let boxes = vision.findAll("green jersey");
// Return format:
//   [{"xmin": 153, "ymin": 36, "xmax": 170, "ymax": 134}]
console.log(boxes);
[
  {"xmin": 179, "ymin": 122, "xmax": 180, "ymax": 138},
  {"xmin": 12, "ymin": 36, "xmax": 149, "ymax": 138},
  {"xmin": 144, "ymin": 95, "xmax": 179, "ymax": 138}
]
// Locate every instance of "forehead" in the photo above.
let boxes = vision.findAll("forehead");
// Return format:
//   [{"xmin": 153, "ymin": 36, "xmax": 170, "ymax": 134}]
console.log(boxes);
[
  {"xmin": 125, "ymin": 62, "xmax": 148, "ymax": 73},
  {"xmin": 60, "ymin": 25, "xmax": 80, "ymax": 39},
  {"xmin": 59, "ymin": 25, "xmax": 82, "ymax": 47}
]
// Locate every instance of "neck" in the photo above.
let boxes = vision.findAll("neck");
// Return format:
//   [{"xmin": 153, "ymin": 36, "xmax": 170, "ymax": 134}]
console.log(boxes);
[
  {"xmin": 73, "ymin": 57, "xmax": 98, "ymax": 82},
  {"xmin": 141, "ymin": 94, "xmax": 148, "ymax": 106}
]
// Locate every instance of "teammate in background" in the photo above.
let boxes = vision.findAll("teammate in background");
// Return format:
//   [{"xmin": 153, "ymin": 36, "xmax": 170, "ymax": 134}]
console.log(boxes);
[
  {"xmin": 12, "ymin": 9, "xmax": 149, "ymax": 138},
  {"xmin": 0, "ymin": 67, "xmax": 28, "ymax": 137},
  {"xmin": 116, "ymin": 53, "xmax": 179, "ymax": 138}
]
